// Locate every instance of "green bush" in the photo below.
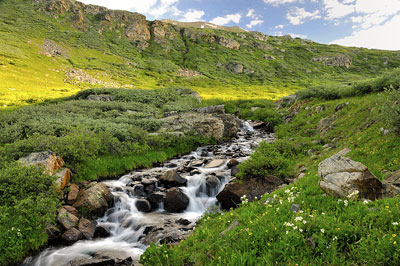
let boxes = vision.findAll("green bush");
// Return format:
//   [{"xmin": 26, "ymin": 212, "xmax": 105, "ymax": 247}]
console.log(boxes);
[
  {"xmin": 381, "ymin": 87, "xmax": 400, "ymax": 135},
  {"xmin": 238, "ymin": 141, "xmax": 295, "ymax": 180},
  {"xmin": 0, "ymin": 163, "xmax": 58, "ymax": 265}
]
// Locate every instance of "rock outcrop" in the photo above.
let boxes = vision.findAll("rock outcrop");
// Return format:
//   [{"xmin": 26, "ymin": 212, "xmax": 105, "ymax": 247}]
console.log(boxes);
[{"xmin": 312, "ymin": 55, "xmax": 352, "ymax": 68}]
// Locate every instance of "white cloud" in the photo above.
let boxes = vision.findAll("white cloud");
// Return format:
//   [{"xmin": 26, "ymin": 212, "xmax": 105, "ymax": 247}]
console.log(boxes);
[
  {"xmin": 331, "ymin": 14, "xmax": 400, "ymax": 50},
  {"xmin": 210, "ymin": 13, "xmax": 241, "ymax": 25},
  {"xmin": 246, "ymin": 19, "xmax": 264, "ymax": 28},
  {"xmin": 275, "ymin": 24, "xmax": 285, "ymax": 29},
  {"xmin": 179, "ymin": 9, "xmax": 205, "ymax": 22},
  {"xmin": 289, "ymin": 33, "xmax": 308, "ymax": 39},
  {"xmin": 263, "ymin": 0, "xmax": 301, "ymax": 6},
  {"xmin": 247, "ymin": 9, "xmax": 255, "ymax": 17},
  {"xmin": 323, "ymin": 0, "xmax": 355, "ymax": 20},
  {"xmin": 287, "ymin": 7, "xmax": 321, "ymax": 25}
]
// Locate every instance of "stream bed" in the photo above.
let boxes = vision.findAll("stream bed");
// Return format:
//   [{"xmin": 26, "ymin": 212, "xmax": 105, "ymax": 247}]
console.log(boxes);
[{"xmin": 32, "ymin": 122, "xmax": 274, "ymax": 266}]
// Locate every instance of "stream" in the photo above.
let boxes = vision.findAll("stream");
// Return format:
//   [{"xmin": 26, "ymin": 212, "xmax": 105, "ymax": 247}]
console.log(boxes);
[{"xmin": 32, "ymin": 122, "xmax": 274, "ymax": 266}]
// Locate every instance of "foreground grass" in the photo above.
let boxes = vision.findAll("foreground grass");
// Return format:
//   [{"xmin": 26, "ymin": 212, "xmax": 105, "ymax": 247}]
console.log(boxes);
[{"xmin": 141, "ymin": 92, "xmax": 400, "ymax": 265}]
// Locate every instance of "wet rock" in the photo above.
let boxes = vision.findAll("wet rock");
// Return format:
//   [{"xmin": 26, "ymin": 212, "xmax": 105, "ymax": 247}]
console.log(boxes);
[
  {"xmin": 62, "ymin": 228, "xmax": 83, "ymax": 243},
  {"xmin": 164, "ymin": 188, "xmax": 189, "ymax": 213},
  {"xmin": 147, "ymin": 191, "xmax": 166, "ymax": 209},
  {"xmin": 67, "ymin": 184, "xmax": 80, "ymax": 205},
  {"xmin": 19, "ymin": 151, "xmax": 64, "ymax": 175},
  {"xmin": 46, "ymin": 224, "xmax": 62, "ymax": 240},
  {"xmin": 190, "ymin": 159, "xmax": 204, "ymax": 167},
  {"xmin": 227, "ymin": 159, "xmax": 239, "ymax": 168},
  {"xmin": 318, "ymin": 150, "xmax": 383, "ymax": 200},
  {"xmin": 135, "ymin": 199, "xmax": 152, "ymax": 212},
  {"xmin": 159, "ymin": 170, "xmax": 187, "ymax": 186},
  {"xmin": 176, "ymin": 218, "xmax": 191, "ymax": 226},
  {"xmin": 73, "ymin": 183, "xmax": 112, "ymax": 218},
  {"xmin": 78, "ymin": 218, "xmax": 97, "ymax": 240},
  {"xmin": 217, "ymin": 177, "xmax": 282, "ymax": 210},
  {"xmin": 231, "ymin": 165, "xmax": 240, "ymax": 177},
  {"xmin": 206, "ymin": 176, "xmax": 221, "ymax": 196},
  {"xmin": 133, "ymin": 184, "xmax": 145, "ymax": 197},
  {"xmin": 57, "ymin": 208, "xmax": 79, "ymax": 230},
  {"xmin": 165, "ymin": 163, "xmax": 178, "ymax": 168},
  {"xmin": 205, "ymin": 159, "xmax": 226, "ymax": 168},
  {"xmin": 250, "ymin": 121, "xmax": 274, "ymax": 133},
  {"xmin": 141, "ymin": 177, "xmax": 158, "ymax": 186},
  {"xmin": 95, "ymin": 225, "xmax": 111, "ymax": 238}
]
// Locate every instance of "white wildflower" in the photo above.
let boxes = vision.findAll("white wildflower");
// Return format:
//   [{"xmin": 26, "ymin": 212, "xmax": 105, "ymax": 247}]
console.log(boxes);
[
  {"xmin": 320, "ymin": 229, "xmax": 325, "ymax": 233},
  {"xmin": 393, "ymin": 222, "xmax": 399, "ymax": 226},
  {"xmin": 295, "ymin": 216, "xmax": 303, "ymax": 222}
]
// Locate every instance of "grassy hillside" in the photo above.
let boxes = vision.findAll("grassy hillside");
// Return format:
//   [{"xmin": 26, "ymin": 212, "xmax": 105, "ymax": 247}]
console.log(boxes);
[
  {"xmin": 141, "ymin": 69, "xmax": 400, "ymax": 265},
  {"xmin": 1, "ymin": 0, "xmax": 400, "ymax": 107}
]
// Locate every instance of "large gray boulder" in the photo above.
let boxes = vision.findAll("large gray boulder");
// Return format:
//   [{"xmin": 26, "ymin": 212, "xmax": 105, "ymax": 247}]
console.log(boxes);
[
  {"xmin": 318, "ymin": 150, "xmax": 382, "ymax": 200},
  {"xmin": 159, "ymin": 170, "xmax": 187, "ymax": 186}
]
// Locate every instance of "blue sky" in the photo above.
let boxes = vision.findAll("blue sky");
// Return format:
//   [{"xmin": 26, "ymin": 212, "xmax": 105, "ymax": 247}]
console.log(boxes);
[{"xmin": 80, "ymin": 0, "xmax": 400, "ymax": 50}]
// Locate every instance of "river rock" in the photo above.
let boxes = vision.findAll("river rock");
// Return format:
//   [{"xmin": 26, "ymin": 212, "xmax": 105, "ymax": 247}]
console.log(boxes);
[
  {"xmin": 133, "ymin": 184, "xmax": 145, "ymax": 197},
  {"xmin": 318, "ymin": 151, "xmax": 383, "ymax": 200},
  {"xmin": 164, "ymin": 188, "xmax": 189, "ymax": 213},
  {"xmin": 46, "ymin": 224, "xmax": 62, "ymax": 240},
  {"xmin": 78, "ymin": 218, "xmax": 97, "ymax": 240},
  {"xmin": 135, "ymin": 199, "xmax": 152, "ymax": 212},
  {"xmin": 55, "ymin": 168, "xmax": 72, "ymax": 190},
  {"xmin": 159, "ymin": 170, "xmax": 187, "ymax": 186},
  {"xmin": 205, "ymin": 159, "xmax": 226, "ymax": 168},
  {"xmin": 217, "ymin": 177, "xmax": 283, "ymax": 210},
  {"xmin": 62, "ymin": 228, "xmax": 83, "ymax": 243},
  {"xmin": 231, "ymin": 165, "xmax": 240, "ymax": 177},
  {"xmin": 216, "ymin": 114, "xmax": 239, "ymax": 138},
  {"xmin": 95, "ymin": 225, "xmax": 111, "ymax": 238},
  {"xmin": 62, "ymin": 205, "xmax": 79, "ymax": 217},
  {"xmin": 73, "ymin": 183, "xmax": 112, "ymax": 218},
  {"xmin": 19, "ymin": 151, "xmax": 64, "ymax": 175},
  {"xmin": 147, "ymin": 192, "xmax": 166, "ymax": 209},
  {"xmin": 206, "ymin": 175, "xmax": 221, "ymax": 196},
  {"xmin": 57, "ymin": 208, "xmax": 79, "ymax": 230},
  {"xmin": 67, "ymin": 184, "xmax": 80, "ymax": 205},
  {"xmin": 190, "ymin": 160, "xmax": 204, "ymax": 167},
  {"xmin": 227, "ymin": 159, "xmax": 239, "ymax": 168}
]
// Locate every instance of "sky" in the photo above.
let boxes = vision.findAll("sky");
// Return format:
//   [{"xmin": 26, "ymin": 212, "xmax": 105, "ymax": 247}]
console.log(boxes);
[{"xmin": 79, "ymin": 0, "xmax": 400, "ymax": 51}]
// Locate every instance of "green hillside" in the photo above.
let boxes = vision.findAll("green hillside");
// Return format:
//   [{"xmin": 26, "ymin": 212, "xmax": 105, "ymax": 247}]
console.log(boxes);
[{"xmin": 1, "ymin": 0, "xmax": 400, "ymax": 106}]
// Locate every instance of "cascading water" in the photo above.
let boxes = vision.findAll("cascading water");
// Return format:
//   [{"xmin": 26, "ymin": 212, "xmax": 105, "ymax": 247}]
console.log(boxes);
[{"xmin": 32, "ymin": 122, "xmax": 274, "ymax": 266}]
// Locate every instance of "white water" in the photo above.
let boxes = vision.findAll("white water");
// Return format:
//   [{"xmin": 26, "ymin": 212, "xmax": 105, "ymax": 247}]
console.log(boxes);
[{"xmin": 32, "ymin": 123, "xmax": 272, "ymax": 266}]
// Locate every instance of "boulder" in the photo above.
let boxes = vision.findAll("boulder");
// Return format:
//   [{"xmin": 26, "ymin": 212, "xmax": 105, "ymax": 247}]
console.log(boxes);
[
  {"xmin": 147, "ymin": 191, "xmax": 166, "ymax": 209},
  {"xmin": 231, "ymin": 165, "xmax": 240, "ymax": 177},
  {"xmin": 205, "ymin": 159, "xmax": 226, "ymax": 168},
  {"xmin": 226, "ymin": 63, "xmax": 243, "ymax": 74},
  {"xmin": 62, "ymin": 205, "xmax": 79, "ymax": 217},
  {"xmin": 57, "ymin": 208, "xmax": 79, "ymax": 230},
  {"xmin": 62, "ymin": 228, "xmax": 83, "ymax": 243},
  {"xmin": 217, "ymin": 37, "xmax": 240, "ymax": 50},
  {"xmin": 251, "ymin": 121, "xmax": 274, "ymax": 133},
  {"xmin": 227, "ymin": 159, "xmax": 239, "ymax": 168},
  {"xmin": 67, "ymin": 184, "xmax": 80, "ymax": 205},
  {"xmin": 19, "ymin": 151, "xmax": 64, "ymax": 175},
  {"xmin": 135, "ymin": 199, "xmax": 152, "ymax": 212},
  {"xmin": 206, "ymin": 176, "xmax": 221, "ymax": 196},
  {"xmin": 159, "ymin": 170, "xmax": 187, "ymax": 186},
  {"xmin": 78, "ymin": 218, "xmax": 97, "ymax": 240},
  {"xmin": 46, "ymin": 224, "xmax": 62, "ymax": 241},
  {"xmin": 133, "ymin": 184, "xmax": 145, "ymax": 197},
  {"xmin": 312, "ymin": 55, "xmax": 352, "ymax": 68},
  {"xmin": 55, "ymin": 168, "xmax": 72, "ymax": 190},
  {"xmin": 318, "ymin": 151, "xmax": 383, "ymax": 200},
  {"xmin": 164, "ymin": 188, "xmax": 189, "ymax": 213},
  {"xmin": 73, "ymin": 183, "xmax": 112, "ymax": 218},
  {"xmin": 95, "ymin": 225, "xmax": 111, "ymax": 238},
  {"xmin": 161, "ymin": 113, "xmax": 225, "ymax": 142},
  {"xmin": 217, "ymin": 177, "xmax": 283, "ymax": 210},
  {"xmin": 196, "ymin": 105, "xmax": 225, "ymax": 114},
  {"xmin": 215, "ymin": 114, "xmax": 239, "ymax": 138}
]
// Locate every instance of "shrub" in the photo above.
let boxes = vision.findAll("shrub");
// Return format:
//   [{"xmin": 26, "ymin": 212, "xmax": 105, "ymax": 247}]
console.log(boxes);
[
  {"xmin": 381, "ymin": 87, "xmax": 400, "ymax": 135},
  {"xmin": 0, "ymin": 163, "xmax": 58, "ymax": 265}
]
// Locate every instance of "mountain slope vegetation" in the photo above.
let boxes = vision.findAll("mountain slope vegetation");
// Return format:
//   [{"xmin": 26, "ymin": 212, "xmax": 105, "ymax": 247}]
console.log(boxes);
[{"xmin": 1, "ymin": 0, "xmax": 400, "ymax": 106}]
